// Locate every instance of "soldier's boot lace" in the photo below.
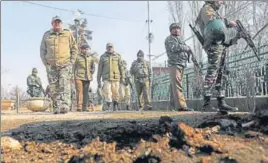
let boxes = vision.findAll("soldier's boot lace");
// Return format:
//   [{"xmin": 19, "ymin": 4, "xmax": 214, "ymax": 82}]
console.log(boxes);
[
  {"xmin": 113, "ymin": 101, "xmax": 119, "ymax": 111},
  {"xmin": 202, "ymin": 96, "xmax": 217, "ymax": 111},
  {"xmin": 217, "ymin": 97, "xmax": 238, "ymax": 114}
]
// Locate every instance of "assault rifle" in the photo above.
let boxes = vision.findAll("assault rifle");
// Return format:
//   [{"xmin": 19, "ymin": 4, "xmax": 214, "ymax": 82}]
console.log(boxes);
[
  {"xmin": 236, "ymin": 20, "xmax": 260, "ymax": 61},
  {"xmin": 181, "ymin": 24, "xmax": 204, "ymax": 74},
  {"xmin": 187, "ymin": 49, "xmax": 203, "ymax": 75},
  {"xmin": 213, "ymin": 8, "xmax": 260, "ymax": 61},
  {"xmin": 189, "ymin": 24, "xmax": 204, "ymax": 45}
]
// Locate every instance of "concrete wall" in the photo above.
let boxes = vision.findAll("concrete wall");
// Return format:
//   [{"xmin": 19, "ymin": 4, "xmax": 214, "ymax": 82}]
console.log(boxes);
[{"xmin": 151, "ymin": 96, "xmax": 268, "ymax": 112}]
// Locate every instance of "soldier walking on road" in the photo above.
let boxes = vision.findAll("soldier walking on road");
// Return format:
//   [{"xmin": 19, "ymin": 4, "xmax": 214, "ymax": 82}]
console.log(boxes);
[
  {"xmin": 130, "ymin": 50, "xmax": 152, "ymax": 111},
  {"xmin": 97, "ymin": 43, "xmax": 125, "ymax": 111},
  {"xmin": 40, "ymin": 16, "xmax": 78, "ymax": 114},
  {"xmin": 119, "ymin": 60, "xmax": 132, "ymax": 110},
  {"xmin": 74, "ymin": 44, "xmax": 95, "ymax": 112},
  {"xmin": 165, "ymin": 23, "xmax": 193, "ymax": 112},
  {"xmin": 196, "ymin": 1, "xmax": 248, "ymax": 114},
  {"xmin": 27, "ymin": 68, "xmax": 44, "ymax": 97}
]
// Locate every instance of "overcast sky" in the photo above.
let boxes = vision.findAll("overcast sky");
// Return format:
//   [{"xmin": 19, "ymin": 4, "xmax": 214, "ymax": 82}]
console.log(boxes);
[{"xmin": 1, "ymin": 1, "xmax": 195, "ymax": 92}]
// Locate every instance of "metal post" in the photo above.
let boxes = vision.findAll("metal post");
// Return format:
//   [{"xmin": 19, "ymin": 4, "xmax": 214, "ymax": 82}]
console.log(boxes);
[
  {"xmin": 147, "ymin": 1, "xmax": 152, "ymax": 70},
  {"xmin": 16, "ymin": 86, "xmax": 19, "ymax": 113},
  {"xmin": 146, "ymin": 1, "xmax": 153, "ymax": 100}
]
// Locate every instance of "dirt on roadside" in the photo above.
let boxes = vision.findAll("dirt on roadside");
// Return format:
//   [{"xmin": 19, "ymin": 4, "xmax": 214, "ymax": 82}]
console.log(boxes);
[{"xmin": 1, "ymin": 110, "xmax": 268, "ymax": 163}]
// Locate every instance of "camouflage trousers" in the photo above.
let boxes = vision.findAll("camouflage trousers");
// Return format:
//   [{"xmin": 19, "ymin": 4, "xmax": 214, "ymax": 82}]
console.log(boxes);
[
  {"xmin": 97, "ymin": 88, "xmax": 103, "ymax": 105},
  {"xmin": 169, "ymin": 66, "xmax": 187, "ymax": 109},
  {"xmin": 46, "ymin": 64, "xmax": 72, "ymax": 111},
  {"xmin": 119, "ymin": 83, "xmax": 131, "ymax": 105},
  {"xmin": 102, "ymin": 80, "xmax": 120, "ymax": 103},
  {"xmin": 204, "ymin": 44, "xmax": 228, "ymax": 97},
  {"xmin": 135, "ymin": 80, "xmax": 151, "ymax": 108}
]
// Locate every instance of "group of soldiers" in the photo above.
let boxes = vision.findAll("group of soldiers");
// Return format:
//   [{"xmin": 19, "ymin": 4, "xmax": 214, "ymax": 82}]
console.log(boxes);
[
  {"xmin": 27, "ymin": 15, "xmax": 152, "ymax": 114},
  {"xmin": 27, "ymin": 0, "xmax": 253, "ymax": 115},
  {"xmin": 165, "ymin": 0, "xmax": 252, "ymax": 114}
]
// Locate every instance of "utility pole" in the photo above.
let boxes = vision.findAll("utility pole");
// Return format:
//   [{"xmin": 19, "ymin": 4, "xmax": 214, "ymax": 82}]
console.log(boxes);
[
  {"xmin": 15, "ymin": 85, "xmax": 19, "ymax": 113},
  {"xmin": 146, "ymin": 1, "xmax": 153, "ymax": 71},
  {"xmin": 146, "ymin": 1, "xmax": 154, "ymax": 99}
]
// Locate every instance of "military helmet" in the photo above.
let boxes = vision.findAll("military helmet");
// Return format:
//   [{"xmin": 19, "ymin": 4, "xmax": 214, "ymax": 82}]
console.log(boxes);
[
  {"xmin": 204, "ymin": 0, "xmax": 224, "ymax": 9},
  {"xmin": 51, "ymin": 15, "xmax": 62, "ymax": 22},
  {"xmin": 169, "ymin": 23, "xmax": 181, "ymax": 31},
  {"xmin": 137, "ymin": 50, "xmax": 144, "ymax": 57},
  {"xmin": 106, "ymin": 43, "xmax": 114, "ymax": 48},
  {"xmin": 32, "ymin": 68, "xmax": 38, "ymax": 73},
  {"xmin": 204, "ymin": 1, "xmax": 215, "ymax": 4},
  {"xmin": 80, "ymin": 43, "xmax": 90, "ymax": 49}
]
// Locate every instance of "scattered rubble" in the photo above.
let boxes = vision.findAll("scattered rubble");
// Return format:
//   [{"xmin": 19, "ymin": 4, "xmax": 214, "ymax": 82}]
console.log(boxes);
[
  {"xmin": 1, "ymin": 136, "xmax": 22, "ymax": 151},
  {"xmin": 1, "ymin": 114, "xmax": 268, "ymax": 163}
]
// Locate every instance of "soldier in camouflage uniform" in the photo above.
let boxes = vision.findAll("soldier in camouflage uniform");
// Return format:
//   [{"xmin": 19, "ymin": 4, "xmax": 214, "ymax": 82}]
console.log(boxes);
[
  {"xmin": 119, "ymin": 60, "xmax": 131, "ymax": 110},
  {"xmin": 196, "ymin": 1, "xmax": 247, "ymax": 113},
  {"xmin": 27, "ymin": 68, "xmax": 44, "ymax": 97},
  {"xmin": 97, "ymin": 43, "xmax": 125, "ymax": 111},
  {"xmin": 74, "ymin": 43, "xmax": 95, "ymax": 112},
  {"xmin": 165, "ymin": 23, "xmax": 193, "ymax": 111},
  {"xmin": 130, "ymin": 50, "xmax": 152, "ymax": 111},
  {"xmin": 40, "ymin": 16, "xmax": 78, "ymax": 114}
]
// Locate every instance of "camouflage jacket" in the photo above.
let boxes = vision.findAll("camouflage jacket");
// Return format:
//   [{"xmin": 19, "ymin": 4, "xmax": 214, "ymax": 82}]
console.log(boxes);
[
  {"xmin": 165, "ymin": 35, "xmax": 189, "ymax": 68},
  {"xmin": 40, "ymin": 28, "xmax": 78, "ymax": 67},
  {"xmin": 74, "ymin": 53, "xmax": 95, "ymax": 81},
  {"xmin": 97, "ymin": 52, "xmax": 125, "ymax": 83},
  {"xmin": 130, "ymin": 59, "xmax": 151, "ymax": 83},
  {"xmin": 27, "ymin": 75, "xmax": 42, "ymax": 88}
]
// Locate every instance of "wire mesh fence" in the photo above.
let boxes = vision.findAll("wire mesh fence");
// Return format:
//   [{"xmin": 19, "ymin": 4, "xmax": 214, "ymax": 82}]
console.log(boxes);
[{"xmin": 151, "ymin": 44, "xmax": 268, "ymax": 101}]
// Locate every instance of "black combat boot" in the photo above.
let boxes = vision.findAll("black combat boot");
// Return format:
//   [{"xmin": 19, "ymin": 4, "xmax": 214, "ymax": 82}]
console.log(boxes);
[
  {"xmin": 59, "ymin": 104, "xmax": 69, "ymax": 114},
  {"xmin": 106, "ymin": 102, "xmax": 112, "ymax": 111},
  {"xmin": 126, "ymin": 105, "xmax": 130, "ymax": 110},
  {"xmin": 202, "ymin": 96, "xmax": 217, "ymax": 111},
  {"xmin": 113, "ymin": 101, "xmax": 119, "ymax": 111},
  {"xmin": 217, "ymin": 97, "xmax": 238, "ymax": 114},
  {"xmin": 144, "ymin": 105, "xmax": 153, "ymax": 111},
  {"xmin": 178, "ymin": 107, "xmax": 194, "ymax": 112}
]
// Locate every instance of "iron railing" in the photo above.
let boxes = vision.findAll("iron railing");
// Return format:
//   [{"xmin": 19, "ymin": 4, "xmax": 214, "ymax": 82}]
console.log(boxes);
[{"xmin": 152, "ymin": 44, "xmax": 268, "ymax": 101}]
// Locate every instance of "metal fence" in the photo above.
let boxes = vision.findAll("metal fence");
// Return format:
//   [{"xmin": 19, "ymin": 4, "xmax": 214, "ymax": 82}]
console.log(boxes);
[{"xmin": 152, "ymin": 44, "xmax": 268, "ymax": 101}]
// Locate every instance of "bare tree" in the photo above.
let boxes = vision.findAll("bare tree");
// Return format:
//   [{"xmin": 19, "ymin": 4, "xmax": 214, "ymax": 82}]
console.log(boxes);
[
  {"xmin": 69, "ymin": 10, "xmax": 93, "ymax": 47},
  {"xmin": 187, "ymin": 1, "xmax": 203, "ymax": 62},
  {"xmin": 167, "ymin": 1, "xmax": 185, "ymax": 38},
  {"xmin": 8, "ymin": 86, "xmax": 29, "ymax": 107}
]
